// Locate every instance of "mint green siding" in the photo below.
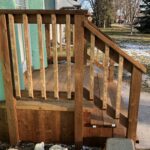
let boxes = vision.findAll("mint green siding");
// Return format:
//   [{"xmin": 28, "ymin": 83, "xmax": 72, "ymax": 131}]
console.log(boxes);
[
  {"xmin": 0, "ymin": 0, "xmax": 25, "ymax": 101},
  {"xmin": 45, "ymin": 0, "xmax": 55, "ymax": 9},
  {"xmin": 28, "ymin": 0, "xmax": 48, "ymax": 70}
]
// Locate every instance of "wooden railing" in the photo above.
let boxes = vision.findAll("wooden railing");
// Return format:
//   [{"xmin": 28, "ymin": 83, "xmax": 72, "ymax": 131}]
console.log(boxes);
[
  {"xmin": 0, "ymin": 9, "xmax": 146, "ymax": 148},
  {"xmin": 84, "ymin": 20, "xmax": 146, "ymax": 142},
  {"xmin": 0, "ymin": 10, "xmax": 86, "ymax": 148}
]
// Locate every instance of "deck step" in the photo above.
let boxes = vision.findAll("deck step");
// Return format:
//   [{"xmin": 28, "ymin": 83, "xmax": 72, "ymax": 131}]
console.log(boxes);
[{"xmin": 84, "ymin": 108, "xmax": 116, "ymax": 128}]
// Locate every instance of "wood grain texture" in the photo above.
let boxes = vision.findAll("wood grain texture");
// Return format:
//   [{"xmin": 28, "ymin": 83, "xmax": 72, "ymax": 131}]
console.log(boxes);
[
  {"xmin": 116, "ymin": 56, "xmax": 124, "ymax": 118},
  {"xmin": 109, "ymin": 59, "xmax": 115, "ymax": 82},
  {"xmin": 45, "ymin": 24, "xmax": 51, "ymax": 59},
  {"xmin": 66, "ymin": 15, "xmax": 71, "ymax": 99},
  {"xmin": 103, "ymin": 44, "xmax": 109, "ymax": 109},
  {"xmin": 23, "ymin": 14, "xmax": 34, "ymax": 98},
  {"xmin": 8, "ymin": 14, "xmax": 21, "ymax": 98},
  {"xmin": 52, "ymin": 14, "xmax": 59, "ymax": 98},
  {"xmin": 74, "ymin": 15, "xmax": 85, "ymax": 149},
  {"xmin": 90, "ymin": 33, "xmax": 95, "ymax": 100},
  {"xmin": 37, "ymin": 14, "xmax": 46, "ymax": 99},
  {"xmin": 0, "ymin": 14, "xmax": 19, "ymax": 145},
  {"xmin": 127, "ymin": 67, "xmax": 142, "ymax": 141},
  {"xmin": 84, "ymin": 20, "xmax": 146, "ymax": 73}
]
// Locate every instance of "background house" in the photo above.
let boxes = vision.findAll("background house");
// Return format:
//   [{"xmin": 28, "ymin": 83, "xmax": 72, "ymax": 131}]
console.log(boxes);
[{"xmin": 0, "ymin": 0, "xmax": 80, "ymax": 101}]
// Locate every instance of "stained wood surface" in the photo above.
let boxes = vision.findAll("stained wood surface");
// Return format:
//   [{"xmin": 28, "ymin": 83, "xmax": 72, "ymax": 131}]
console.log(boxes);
[
  {"xmin": 103, "ymin": 45, "xmax": 109, "ymax": 109},
  {"xmin": 127, "ymin": 67, "xmax": 142, "ymax": 141},
  {"xmin": 37, "ymin": 14, "xmax": 46, "ymax": 99},
  {"xmin": 23, "ymin": 14, "xmax": 34, "ymax": 98},
  {"xmin": 66, "ymin": 15, "xmax": 71, "ymax": 99},
  {"xmin": 90, "ymin": 33, "xmax": 95, "ymax": 100},
  {"xmin": 8, "ymin": 14, "xmax": 21, "ymax": 98},
  {"xmin": 116, "ymin": 56, "xmax": 124, "ymax": 118},
  {"xmin": 0, "ymin": 14, "xmax": 19, "ymax": 145},
  {"xmin": 52, "ymin": 14, "xmax": 59, "ymax": 98}
]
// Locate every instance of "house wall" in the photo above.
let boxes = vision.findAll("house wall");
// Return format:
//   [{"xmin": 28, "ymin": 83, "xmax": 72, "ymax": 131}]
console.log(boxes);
[
  {"xmin": 0, "ymin": 0, "xmax": 25, "ymax": 101},
  {"xmin": 44, "ymin": 0, "xmax": 55, "ymax": 9}
]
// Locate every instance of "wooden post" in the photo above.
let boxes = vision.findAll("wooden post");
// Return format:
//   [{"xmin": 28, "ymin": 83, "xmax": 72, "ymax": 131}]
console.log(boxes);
[
  {"xmin": 74, "ymin": 15, "xmax": 84, "ymax": 149},
  {"xmin": 66, "ymin": 14, "xmax": 71, "ymax": 99},
  {"xmin": 23, "ymin": 14, "xmax": 34, "ymax": 98},
  {"xmin": 52, "ymin": 14, "xmax": 59, "ymax": 99},
  {"xmin": 37, "ymin": 14, "xmax": 47, "ymax": 99},
  {"xmin": 127, "ymin": 66, "xmax": 142, "ymax": 141},
  {"xmin": 90, "ymin": 33, "xmax": 95, "ymax": 100},
  {"xmin": 103, "ymin": 44, "xmax": 109, "ymax": 109},
  {"xmin": 108, "ymin": 59, "xmax": 115, "ymax": 82},
  {"xmin": 8, "ymin": 14, "xmax": 21, "ymax": 98},
  {"xmin": 0, "ymin": 14, "xmax": 19, "ymax": 145}
]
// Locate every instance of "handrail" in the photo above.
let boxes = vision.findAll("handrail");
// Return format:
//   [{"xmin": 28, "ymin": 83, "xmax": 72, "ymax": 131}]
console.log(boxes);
[{"xmin": 84, "ymin": 20, "xmax": 146, "ymax": 73}]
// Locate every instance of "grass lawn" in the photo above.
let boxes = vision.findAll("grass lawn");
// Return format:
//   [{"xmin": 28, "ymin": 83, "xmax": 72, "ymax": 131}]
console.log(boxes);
[{"xmin": 100, "ymin": 24, "xmax": 150, "ymax": 43}]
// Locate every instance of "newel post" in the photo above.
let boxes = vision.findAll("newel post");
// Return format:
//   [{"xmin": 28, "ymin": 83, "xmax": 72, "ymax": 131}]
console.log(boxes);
[
  {"xmin": 127, "ymin": 66, "xmax": 142, "ymax": 141},
  {"xmin": 74, "ymin": 14, "xmax": 85, "ymax": 149},
  {"xmin": 0, "ymin": 14, "xmax": 19, "ymax": 145}
]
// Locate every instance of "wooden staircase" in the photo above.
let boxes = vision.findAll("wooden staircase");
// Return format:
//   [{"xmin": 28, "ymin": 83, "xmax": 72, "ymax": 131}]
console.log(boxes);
[{"xmin": 0, "ymin": 9, "xmax": 146, "ymax": 149}]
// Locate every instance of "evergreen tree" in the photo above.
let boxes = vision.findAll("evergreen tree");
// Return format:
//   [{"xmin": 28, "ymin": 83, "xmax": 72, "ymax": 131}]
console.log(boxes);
[{"xmin": 135, "ymin": 0, "xmax": 150, "ymax": 33}]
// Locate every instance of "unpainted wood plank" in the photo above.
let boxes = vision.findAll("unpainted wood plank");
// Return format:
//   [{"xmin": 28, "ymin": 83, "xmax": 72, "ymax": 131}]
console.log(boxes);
[
  {"xmin": 0, "ymin": 14, "xmax": 19, "ymax": 145},
  {"xmin": 89, "ymin": 33, "xmax": 95, "ymax": 100},
  {"xmin": 127, "ymin": 67, "xmax": 142, "ymax": 141},
  {"xmin": 103, "ymin": 44, "xmax": 109, "ymax": 109},
  {"xmin": 23, "ymin": 14, "xmax": 34, "ymax": 98},
  {"xmin": 66, "ymin": 15, "xmax": 71, "ymax": 99},
  {"xmin": 8, "ymin": 14, "xmax": 21, "ymax": 98},
  {"xmin": 52, "ymin": 14, "xmax": 59, "ymax": 98},
  {"xmin": 116, "ymin": 56, "xmax": 124, "ymax": 118},
  {"xmin": 74, "ymin": 15, "xmax": 85, "ymax": 149},
  {"xmin": 37, "ymin": 14, "xmax": 46, "ymax": 99},
  {"xmin": 109, "ymin": 59, "xmax": 115, "ymax": 82},
  {"xmin": 45, "ymin": 24, "xmax": 51, "ymax": 60}
]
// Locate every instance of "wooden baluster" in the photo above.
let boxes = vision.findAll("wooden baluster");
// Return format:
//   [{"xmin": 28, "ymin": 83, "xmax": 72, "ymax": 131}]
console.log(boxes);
[
  {"xmin": 115, "ymin": 56, "xmax": 124, "ymax": 118},
  {"xmin": 52, "ymin": 14, "xmax": 59, "ymax": 98},
  {"xmin": 23, "ymin": 14, "xmax": 34, "ymax": 98},
  {"xmin": 59, "ymin": 24, "xmax": 62, "ymax": 56},
  {"xmin": 37, "ymin": 14, "xmax": 46, "ymax": 99},
  {"xmin": 66, "ymin": 15, "xmax": 71, "ymax": 99},
  {"xmin": 90, "ymin": 33, "xmax": 95, "ymax": 100},
  {"xmin": 8, "ymin": 14, "xmax": 21, "ymax": 98},
  {"xmin": 0, "ymin": 14, "xmax": 19, "ymax": 145},
  {"xmin": 45, "ymin": 24, "xmax": 51, "ymax": 60},
  {"xmin": 103, "ymin": 44, "xmax": 109, "ymax": 109},
  {"xmin": 127, "ymin": 67, "xmax": 142, "ymax": 141},
  {"xmin": 74, "ymin": 15, "xmax": 85, "ymax": 149},
  {"xmin": 108, "ymin": 59, "xmax": 115, "ymax": 82}
]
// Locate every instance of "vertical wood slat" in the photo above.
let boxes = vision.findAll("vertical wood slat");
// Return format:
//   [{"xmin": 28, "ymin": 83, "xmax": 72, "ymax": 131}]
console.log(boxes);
[
  {"xmin": 45, "ymin": 24, "xmax": 51, "ymax": 60},
  {"xmin": 23, "ymin": 14, "xmax": 34, "ymax": 98},
  {"xmin": 115, "ymin": 56, "xmax": 124, "ymax": 118},
  {"xmin": 0, "ymin": 14, "xmax": 19, "ymax": 145},
  {"xmin": 8, "ymin": 14, "xmax": 21, "ymax": 98},
  {"xmin": 103, "ymin": 44, "xmax": 109, "ymax": 109},
  {"xmin": 74, "ymin": 15, "xmax": 84, "ymax": 149},
  {"xmin": 90, "ymin": 33, "xmax": 95, "ymax": 100},
  {"xmin": 59, "ymin": 24, "xmax": 62, "ymax": 56},
  {"xmin": 52, "ymin": 14, "xmax": 59, "ymax": 98},
  {"xmin": 37, "ymin": 14, "xmax": 46, "ymax": 99},
  {"xmin": 66, "ymin": 15, "xmax": 71, "ymax": 99},
  {"xmin": 108, "ymin": 59, "xmax": 115, "ymax": 82},
  {"xmin": 127, "ymin": 67, "xmax": 142, "ymax": 141}
]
